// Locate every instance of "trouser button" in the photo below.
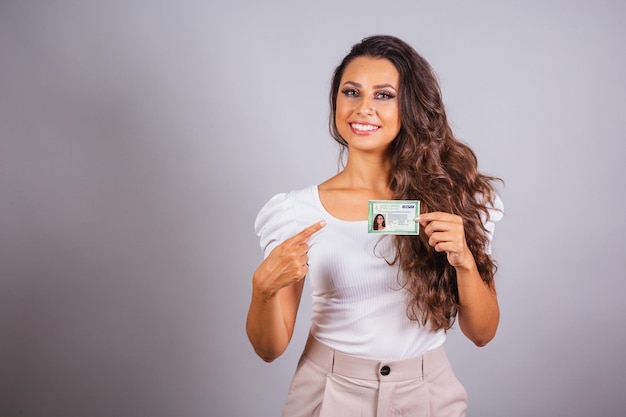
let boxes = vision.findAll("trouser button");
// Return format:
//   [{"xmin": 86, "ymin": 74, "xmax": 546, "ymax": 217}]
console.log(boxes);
[{"xmin": 380, "ymin": 365, "xmax": 390, "ymax": 376}]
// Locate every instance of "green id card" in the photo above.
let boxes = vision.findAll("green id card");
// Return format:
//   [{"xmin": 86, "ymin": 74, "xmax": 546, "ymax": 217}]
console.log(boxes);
[{"xmin": 368, "ymin": 200, "xmax": 420, "ymax": 235}]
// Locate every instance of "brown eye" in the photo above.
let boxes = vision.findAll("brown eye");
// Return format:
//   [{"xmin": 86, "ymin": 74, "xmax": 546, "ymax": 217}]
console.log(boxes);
[{"xmin": 376, "ymin": 91, "xmax": 396, "ymax": 100}]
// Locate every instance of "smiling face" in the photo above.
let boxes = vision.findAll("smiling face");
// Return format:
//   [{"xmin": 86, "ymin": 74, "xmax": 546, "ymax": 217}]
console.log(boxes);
[{"xmin": 334, "ymin": 57, "xmax": 401, "ymax": 155}]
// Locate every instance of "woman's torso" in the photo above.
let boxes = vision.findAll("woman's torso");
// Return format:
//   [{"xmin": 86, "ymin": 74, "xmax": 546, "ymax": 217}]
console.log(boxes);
[{"xmin": 255, "ymin": 185, "xmax": 445, "ymax": 359}]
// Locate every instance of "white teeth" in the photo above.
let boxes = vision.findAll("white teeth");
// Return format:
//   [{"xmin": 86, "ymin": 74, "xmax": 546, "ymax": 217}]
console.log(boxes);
[{"xmin": 351, "ymin": 123, "xmax": 379, "ymax": 132}]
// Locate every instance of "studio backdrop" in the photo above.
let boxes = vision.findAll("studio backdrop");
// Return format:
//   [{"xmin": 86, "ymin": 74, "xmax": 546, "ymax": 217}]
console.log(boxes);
[{"xmin": 1, "ymin": 1, "xmax": 625, "ymax": 416}]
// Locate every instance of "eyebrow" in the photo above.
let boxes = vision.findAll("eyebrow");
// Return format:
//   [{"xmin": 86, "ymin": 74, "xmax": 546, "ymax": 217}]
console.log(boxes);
[{"xmin": 342, "ymin": 81, "xmax": 398, "ymax": 91}]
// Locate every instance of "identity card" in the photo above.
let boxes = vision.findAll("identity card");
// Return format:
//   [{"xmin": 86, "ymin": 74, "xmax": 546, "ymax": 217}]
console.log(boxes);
[{"xmin": 368, "ymin": 200, "xmax": 420, "ymax": 235}]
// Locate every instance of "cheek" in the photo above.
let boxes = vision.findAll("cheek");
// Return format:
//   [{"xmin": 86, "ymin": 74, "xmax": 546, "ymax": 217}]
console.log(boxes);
[
  {"xmin": 335, "ymin": 105, "xmax": 353, "ymax": 132},
  {"xmin": 334, "ymin": 111, "xmax": 350, "ymax": 140},
  {"xmin": 335, "ymin": 100, "xmax": 351, "ymax": 119},
  {"xmin": 383, "ymin": 107, "xmax": 401, "ymax": 130},
  {"xmin": 384, "ymin": 105, "xmax": 399, "ymax": 118}
]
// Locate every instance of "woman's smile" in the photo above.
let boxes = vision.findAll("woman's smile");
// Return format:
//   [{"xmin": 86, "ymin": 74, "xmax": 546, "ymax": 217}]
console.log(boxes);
[{"xmin": 350, "ymin": 122, "xmax": 380, "ymax": 134}]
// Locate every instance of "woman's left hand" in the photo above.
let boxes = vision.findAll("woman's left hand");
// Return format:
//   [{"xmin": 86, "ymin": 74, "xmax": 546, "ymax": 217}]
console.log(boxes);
[{"xmin": 417, "ymin": 212, "xmax": 475, "ymax": 270}]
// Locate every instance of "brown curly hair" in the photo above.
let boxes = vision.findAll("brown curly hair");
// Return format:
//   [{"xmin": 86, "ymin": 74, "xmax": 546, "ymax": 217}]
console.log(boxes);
[{"xmin": 329, "ymin": 35, "xmax": 501, "ymax": 331}]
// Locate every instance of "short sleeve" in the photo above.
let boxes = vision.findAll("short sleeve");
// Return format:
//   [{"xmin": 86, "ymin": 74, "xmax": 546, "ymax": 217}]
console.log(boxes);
[
  {"xmin": 483, "ymin": 194, "xmax": 504, "ymax": 255},
  {"xmin": 254, "ymin": 193, "xmax": 300, "ymax": 258}
]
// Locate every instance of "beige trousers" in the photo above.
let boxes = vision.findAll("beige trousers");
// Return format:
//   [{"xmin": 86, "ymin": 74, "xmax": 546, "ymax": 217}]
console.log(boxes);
[{"xmin": 282, "ymin": 335, "xmax": 467, "ymax": 417}]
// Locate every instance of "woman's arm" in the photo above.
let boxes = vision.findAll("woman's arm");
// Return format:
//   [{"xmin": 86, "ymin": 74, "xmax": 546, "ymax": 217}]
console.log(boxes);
[
  {"xmin": 246, "ymin": 221, "xmax": 326, "ymax": 362},
  {"xmin": 418, "ymin": 212, "xmax": 499, "ymax": 346},
  {"xmin": 452, "ymin": 259, "xmax": 499, "ymax": 346}
]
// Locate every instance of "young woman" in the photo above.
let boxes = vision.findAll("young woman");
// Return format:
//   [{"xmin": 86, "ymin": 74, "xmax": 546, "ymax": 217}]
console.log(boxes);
[{"xmin": 246, "ymin": 35, "xmax": 503, "ymax": 417}]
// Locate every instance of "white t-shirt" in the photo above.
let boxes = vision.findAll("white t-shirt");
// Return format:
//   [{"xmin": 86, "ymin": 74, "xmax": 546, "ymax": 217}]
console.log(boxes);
[{"xmin": 255, "ymin": 185, "xmax": 503, "ymax": 359}]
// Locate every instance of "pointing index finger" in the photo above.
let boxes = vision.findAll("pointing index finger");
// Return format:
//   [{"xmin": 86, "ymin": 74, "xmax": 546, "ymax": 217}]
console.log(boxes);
[{"xmin": 293, "ymin": 220, "xmax": 327, "ymax": 243}]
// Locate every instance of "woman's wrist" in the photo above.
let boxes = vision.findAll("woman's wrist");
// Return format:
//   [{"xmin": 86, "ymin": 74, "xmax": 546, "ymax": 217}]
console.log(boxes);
[{"xmin": 252, "ymin": 269, "xmax": 273, "ymax": 300}]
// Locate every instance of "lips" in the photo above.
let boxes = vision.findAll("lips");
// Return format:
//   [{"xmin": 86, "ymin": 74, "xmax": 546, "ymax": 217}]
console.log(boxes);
[{"xmin": 350, "ymin": 122, "xmax": 380, "ymax": 134}]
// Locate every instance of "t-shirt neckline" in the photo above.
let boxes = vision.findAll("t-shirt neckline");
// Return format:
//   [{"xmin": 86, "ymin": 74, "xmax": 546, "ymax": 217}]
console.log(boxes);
[{"xmin": 312, "ymin": 185, "xmax": 368, "ymax": 224}]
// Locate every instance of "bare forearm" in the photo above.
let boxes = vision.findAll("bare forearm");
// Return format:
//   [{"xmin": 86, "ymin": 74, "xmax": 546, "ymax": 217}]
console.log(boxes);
[
  {"xmin": 245, "ymin": 270, "xmax": 304, "ymax": 362},
  {"xmin": 246, "ymin": 292, "xmax": 290, "ymax": 362},
  {"xmin": 456, "ymin": 261, "xmax": 500, "ymax": 346}
]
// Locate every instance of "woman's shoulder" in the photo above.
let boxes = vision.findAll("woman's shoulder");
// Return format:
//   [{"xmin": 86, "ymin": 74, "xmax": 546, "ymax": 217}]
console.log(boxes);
[
  {"xmin": 259, "ymin": 185, "xmax": 318, "ymax": 209},
  {"xmin": 480, "ymin": 192, "xmax": 504, "ymax": 254},
  {"xmin": 480, "ymin": 192, "xmax": 504, "ymax": 223},
  {"xmin": 317, "ymin": 172, "xmax": 348, "ymax": 191},
  {"xmin": 254, "ymin": 185, "xmax": 321, "ymax": 255}
]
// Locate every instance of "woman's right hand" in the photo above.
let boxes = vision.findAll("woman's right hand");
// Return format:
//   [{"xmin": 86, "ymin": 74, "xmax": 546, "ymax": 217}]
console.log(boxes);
[{"xmin": 253, "ymin": 220, "xmax": 326, "ymax": 299}]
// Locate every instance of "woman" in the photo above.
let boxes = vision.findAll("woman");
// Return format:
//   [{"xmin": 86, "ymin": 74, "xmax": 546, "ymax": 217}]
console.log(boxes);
[
  {"xmin": 373, "ymin": 213, "xmax": 386, "ymax": 231},
  {"xmin": 246, "ymin": 35, "xmax": 503, "ymax": 417}
]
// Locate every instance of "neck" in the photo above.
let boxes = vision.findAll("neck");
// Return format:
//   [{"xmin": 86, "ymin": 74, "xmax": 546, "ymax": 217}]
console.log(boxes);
[{"xmin": 340, "ymin": 151, "xmax": 392, "ymax": 192}]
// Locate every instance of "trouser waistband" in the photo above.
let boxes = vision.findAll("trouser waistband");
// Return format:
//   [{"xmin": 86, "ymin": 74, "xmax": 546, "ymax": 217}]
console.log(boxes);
[{"xmin": 302, "ymin": 334, "xmax": 449, "ymax": 382}]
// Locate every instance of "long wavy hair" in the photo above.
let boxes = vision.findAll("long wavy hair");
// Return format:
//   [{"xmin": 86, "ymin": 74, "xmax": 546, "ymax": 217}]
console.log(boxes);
[{"xmin": 330, "ymin": 35, "xmax": 501, "ymax": 331}]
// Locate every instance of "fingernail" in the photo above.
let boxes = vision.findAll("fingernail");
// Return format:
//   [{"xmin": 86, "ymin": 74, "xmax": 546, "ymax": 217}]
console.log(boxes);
[
  {"xmin": 414, "ymin": 216, "xmax": 420, "ymax": 222},
  {"xmin": 320, "ymin": 220, "xmax": 327, "ymax": 227}
]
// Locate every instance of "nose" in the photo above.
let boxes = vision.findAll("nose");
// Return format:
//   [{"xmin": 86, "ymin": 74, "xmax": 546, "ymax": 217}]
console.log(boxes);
[
  {"xmin": 357, "ymin": 104, "xmax": 375, "ymax": 116},
  {"xmin": 356, "ymin": 96, "xmax": 375, "ymax": 116}
]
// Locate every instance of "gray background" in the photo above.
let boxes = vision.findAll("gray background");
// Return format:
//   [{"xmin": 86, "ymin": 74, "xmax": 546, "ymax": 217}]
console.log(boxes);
[{"xmin": 1, "ymin": 1, "xmax": 625, "ymax": 416}]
